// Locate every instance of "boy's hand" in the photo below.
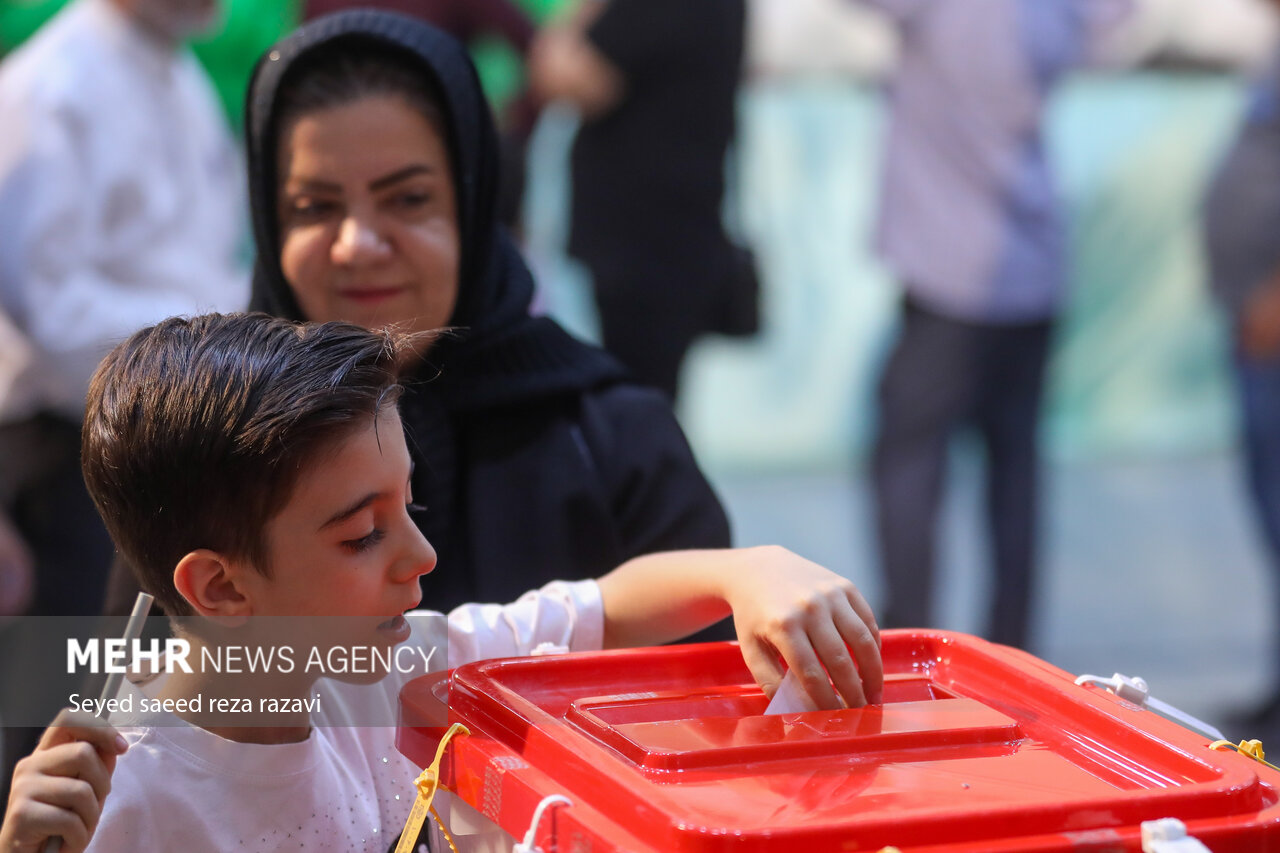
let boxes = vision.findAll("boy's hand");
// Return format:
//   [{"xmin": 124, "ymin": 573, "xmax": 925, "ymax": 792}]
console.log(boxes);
[
  {"xmin": 598, "ymin": 546, "xmax": 884, "ymax": 708},
  {"xmin": 727, "ymin": 546, "xmax": 883, "ymax": 710},
  {"xmin": 0, "ymin": 709, "xmax": 128, "ymax": 853}
]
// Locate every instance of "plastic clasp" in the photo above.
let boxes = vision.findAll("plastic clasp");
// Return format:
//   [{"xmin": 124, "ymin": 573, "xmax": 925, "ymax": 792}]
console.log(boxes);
[
  {"xmin": 1140, "ymin": 817, "xmax": 1210, "ymax": 852},
  {"xmin": 1075, "ymin": 673, "xmax": 1150, "ymax": 707},
  {"xmin": 1108, "ymin": 673, "xmax": 1150, "ymax": 706},
  {"xmin": 1209, "ymin": 738, "xmax": 1278, "ymax": 770},
  {"xmin": 394, "ymin": 722, "xmax": 470, "ymax": 853}
]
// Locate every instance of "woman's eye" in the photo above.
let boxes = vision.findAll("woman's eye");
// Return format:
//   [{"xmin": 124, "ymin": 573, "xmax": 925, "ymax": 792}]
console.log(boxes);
[
  {"xmin": 406, "ymin": 502, "xmax": 427, "ymax": 516},
  {"xmin": 390, "ymin": 191, "xmax": 430, "ymax": 211},
  {"xmin": 288, "ymin": 197, "xmax": 338, "ymax": 221},
  {"xmin": 342, "ymin": 528, "xmax": 385, "ymax": 553}
]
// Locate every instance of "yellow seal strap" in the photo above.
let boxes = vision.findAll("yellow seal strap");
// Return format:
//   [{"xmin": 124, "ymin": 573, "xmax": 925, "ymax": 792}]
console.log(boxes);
[
  {"xmin": 395, "ymin": 723, "xmax": 471, "ymax": 853},
  {"xmin": 1209, "ymin": 738, "xmax": 1280, "ymax": 772}
]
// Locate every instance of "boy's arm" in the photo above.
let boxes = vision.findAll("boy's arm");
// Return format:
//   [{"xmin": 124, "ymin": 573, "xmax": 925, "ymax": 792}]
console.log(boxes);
[
  {"xmin": 0, "ymin": 710, "xmax": 127, "ymax": 853},
  {"xmin": 596, "ymin": 546, "xmax": 883, "ymax": 710}
]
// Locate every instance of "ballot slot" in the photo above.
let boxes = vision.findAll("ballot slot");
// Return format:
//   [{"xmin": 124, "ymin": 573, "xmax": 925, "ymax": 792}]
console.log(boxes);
[{"xmin": 564, "ymin": 673, "xmax": 1024, "ymax": 772}]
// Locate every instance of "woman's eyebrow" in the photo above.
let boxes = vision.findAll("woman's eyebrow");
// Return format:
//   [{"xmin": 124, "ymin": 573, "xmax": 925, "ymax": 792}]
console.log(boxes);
[
  {"xmin": 283, "ymin": 177, "xmax": 343, "ymax": 193},
  {"xmin": 369, "ymin": 164, "xmax": 435, "ymax": 192}
]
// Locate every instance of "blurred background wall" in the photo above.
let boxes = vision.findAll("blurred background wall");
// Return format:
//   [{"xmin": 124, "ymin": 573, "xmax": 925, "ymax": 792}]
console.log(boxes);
[{"xmin": 525, "ymin": 0, "xmax": 1277, "ymax": 473}]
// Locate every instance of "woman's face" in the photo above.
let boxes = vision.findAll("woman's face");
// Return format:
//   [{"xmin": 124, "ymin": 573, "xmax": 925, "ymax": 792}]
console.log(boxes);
[{"xmin": 277, "ymin": 94, "xmax": 460, "ymax": 337}]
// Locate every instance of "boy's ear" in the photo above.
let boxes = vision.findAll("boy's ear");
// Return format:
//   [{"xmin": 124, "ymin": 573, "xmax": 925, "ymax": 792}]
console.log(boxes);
[{"xmin": 173, "ymin": 550, "xmax": 253, "ymax": 627}]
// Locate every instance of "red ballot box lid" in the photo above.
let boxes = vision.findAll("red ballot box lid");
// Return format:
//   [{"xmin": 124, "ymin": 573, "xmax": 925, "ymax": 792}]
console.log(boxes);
[{"xmin": 397, "ymin": 631, "xmax": 1280, "ymax": 852}]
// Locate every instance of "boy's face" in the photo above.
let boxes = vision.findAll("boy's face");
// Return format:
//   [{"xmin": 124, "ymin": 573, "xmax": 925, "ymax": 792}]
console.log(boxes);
[{"xmin": 236, "ymin": 405, "xmax": 433, "ymax": 668}]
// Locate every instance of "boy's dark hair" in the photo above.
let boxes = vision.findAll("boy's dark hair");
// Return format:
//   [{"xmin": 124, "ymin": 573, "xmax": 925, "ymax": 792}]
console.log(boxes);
[{"xmin": 82, "ymin": 313, "xmax": 406, "ymax": 619}]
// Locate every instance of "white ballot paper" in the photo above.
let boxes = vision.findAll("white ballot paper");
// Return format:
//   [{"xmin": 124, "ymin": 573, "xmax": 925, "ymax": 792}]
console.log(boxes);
[{"xmin": 763, "ymin": 670, "xmax": 821, "ymax": 715}]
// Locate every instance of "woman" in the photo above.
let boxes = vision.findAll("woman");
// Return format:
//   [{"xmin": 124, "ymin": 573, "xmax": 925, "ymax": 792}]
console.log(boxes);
[{"xmin": 107, "ymin": 9, "xmax": 730, "ymax": 616}]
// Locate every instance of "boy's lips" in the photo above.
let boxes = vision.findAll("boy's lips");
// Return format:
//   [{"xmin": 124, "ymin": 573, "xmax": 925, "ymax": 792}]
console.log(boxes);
[
  {"xmin": 376, "ymin": 596, "xmax": 421, "ymax": 633},
  {"xmin": 377, "ymin": 614, "xmax": 407, "ymax": 632}
]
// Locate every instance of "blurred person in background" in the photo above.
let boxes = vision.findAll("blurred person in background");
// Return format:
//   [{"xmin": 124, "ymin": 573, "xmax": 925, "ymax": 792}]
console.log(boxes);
[
  {"xmin": 528, "ymin": 0, "xmax": 757, "ymax": 401},
  {"xmin": 1203, "ymin": 11, "xmax": 1280, "ymax": 738},
  {"xmin": 0, "ymin": 0, "xmax": 247, "ymax": 804},
  {"xmin": 861, "ymin": 0, "xmax": 1131, "ymax": 650}
]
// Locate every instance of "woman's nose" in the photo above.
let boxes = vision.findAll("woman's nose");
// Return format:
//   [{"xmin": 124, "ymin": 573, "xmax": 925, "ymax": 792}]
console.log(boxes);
[{"xmin": 331, "ymin": 215, "xmax": 390, "ymax": 265}]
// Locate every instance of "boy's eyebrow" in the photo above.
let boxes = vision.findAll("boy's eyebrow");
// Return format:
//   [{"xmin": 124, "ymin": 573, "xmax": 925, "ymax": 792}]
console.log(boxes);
[{"xmin": 319, "ymin": 493, "xmax": 382, "ymax": 531}]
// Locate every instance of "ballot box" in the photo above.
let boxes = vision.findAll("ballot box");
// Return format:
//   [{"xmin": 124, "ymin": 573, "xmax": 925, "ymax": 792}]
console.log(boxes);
[{"xmin": 397, "ymin": 631, "xmax": 1280, "ymax": 852}]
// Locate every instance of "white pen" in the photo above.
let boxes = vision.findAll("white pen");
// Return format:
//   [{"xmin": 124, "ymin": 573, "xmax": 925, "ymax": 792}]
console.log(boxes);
[{"xmin": 43, "ymin": 591, "xmax": 154, "ymax": 853}]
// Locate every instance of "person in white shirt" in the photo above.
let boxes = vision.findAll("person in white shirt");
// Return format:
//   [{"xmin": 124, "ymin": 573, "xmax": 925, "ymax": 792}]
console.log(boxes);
[
  {"xmin": 0, "ymin": 0, "xmax": 248, "ymax": 622},
  {"xmin": 0, "ymin": 313, "xmax": 883, "ymax": 852},
  {"xmin": 0, "ymin": 0, "xmax": 248, "ymax": 813}
]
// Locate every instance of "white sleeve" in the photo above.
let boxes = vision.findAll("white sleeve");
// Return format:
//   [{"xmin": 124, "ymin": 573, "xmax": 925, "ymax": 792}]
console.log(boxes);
[{"xmin": 446, "ymin": 579, "xmax": 605, "ymax": 668}]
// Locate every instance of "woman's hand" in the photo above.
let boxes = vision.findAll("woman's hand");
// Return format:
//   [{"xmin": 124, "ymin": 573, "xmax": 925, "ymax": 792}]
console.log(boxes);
[{"xmin": 725, "ymin": 546, "xmax": 883, "ymax": 710}]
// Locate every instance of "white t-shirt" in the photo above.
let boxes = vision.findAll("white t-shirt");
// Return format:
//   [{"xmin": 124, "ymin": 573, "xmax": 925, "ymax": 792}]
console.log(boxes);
[{"xmin": 85, "ymin": 580, "xmax": 604, "ymax": 853}]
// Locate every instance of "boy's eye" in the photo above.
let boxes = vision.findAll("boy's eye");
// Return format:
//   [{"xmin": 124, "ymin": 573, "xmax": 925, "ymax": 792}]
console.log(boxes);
[{"xmin": 342, "ymin": 528, "xmax": 385, "ymax": 553}]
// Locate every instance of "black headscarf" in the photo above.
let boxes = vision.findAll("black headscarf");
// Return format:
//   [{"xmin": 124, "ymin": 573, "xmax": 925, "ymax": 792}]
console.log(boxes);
[
  {"xmin": 244, "ymin": 9, "xmax": 625, "ymax": 411},
  {"xmin": 244, "ymin": 12, "xmax": 631, "ymax": 593}
]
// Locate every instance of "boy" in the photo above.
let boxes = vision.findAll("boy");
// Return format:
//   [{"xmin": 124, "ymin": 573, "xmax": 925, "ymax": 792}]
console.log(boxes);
[{"xmin": 1, "ymin": 313, "xmax": 882, "ymax": 852}]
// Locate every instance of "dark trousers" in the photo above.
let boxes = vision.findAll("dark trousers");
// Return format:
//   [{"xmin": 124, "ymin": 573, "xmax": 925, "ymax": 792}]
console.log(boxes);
[
  {"xmin": 871, "ymin": 298, "xmax": 1052, "ymax": 650},
  {"xmin": 1234, "ymin": 346, "xmax": 1280, "ymax": 671}
]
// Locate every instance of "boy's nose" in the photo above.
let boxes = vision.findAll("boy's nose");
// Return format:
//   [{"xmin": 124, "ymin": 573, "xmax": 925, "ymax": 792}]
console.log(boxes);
[
  {"xmin": 396, "ymin": 525, "xmax": 436, "ymax": 582},
  {"xmin": 331, "ymin": 215, "xmax": 390, "ymax": 265}
]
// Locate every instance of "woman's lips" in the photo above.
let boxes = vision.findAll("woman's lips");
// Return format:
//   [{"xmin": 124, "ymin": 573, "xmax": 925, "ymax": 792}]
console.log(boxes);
[{"xmin": 339, "ymin": 287, "xmax": 403, "ymax": 305}]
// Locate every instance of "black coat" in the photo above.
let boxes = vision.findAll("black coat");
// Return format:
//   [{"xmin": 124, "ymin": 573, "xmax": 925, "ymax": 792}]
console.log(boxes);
[{"xmin": 243, "ymin": 11, "xmax": 731, "ymax": 611}]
